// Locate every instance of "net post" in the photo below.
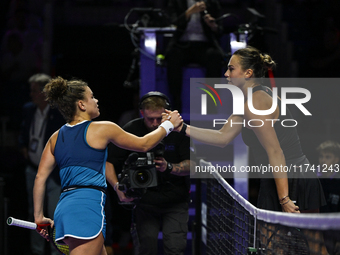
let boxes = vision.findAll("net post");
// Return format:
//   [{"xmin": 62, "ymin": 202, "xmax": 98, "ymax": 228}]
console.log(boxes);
[{"xmin": 253, "ymin": 208, "xmax": 257, "ymax": 249}]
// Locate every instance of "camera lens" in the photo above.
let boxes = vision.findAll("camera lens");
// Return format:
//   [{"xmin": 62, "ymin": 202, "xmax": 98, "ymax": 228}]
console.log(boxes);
[{"xmin": 135, "ymin": 170, "xmax": 150, "ymax": 185}]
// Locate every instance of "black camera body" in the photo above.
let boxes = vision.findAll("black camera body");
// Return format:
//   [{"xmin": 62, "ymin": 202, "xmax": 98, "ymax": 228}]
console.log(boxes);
[{"xmin": 118, "ymin": 143, "xmax": 164, "ymax": 198}]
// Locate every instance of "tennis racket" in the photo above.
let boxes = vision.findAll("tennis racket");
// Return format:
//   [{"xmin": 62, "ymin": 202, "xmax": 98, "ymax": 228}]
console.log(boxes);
[{"xmin": 7, "ymin": 217, "xmax": 69, "ymax": 255}]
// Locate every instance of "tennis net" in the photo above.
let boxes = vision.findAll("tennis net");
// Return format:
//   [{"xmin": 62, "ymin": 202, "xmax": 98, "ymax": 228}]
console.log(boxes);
[{"xmin": 200, "ymin": 159, "xmax": 340, "ymax": 255}]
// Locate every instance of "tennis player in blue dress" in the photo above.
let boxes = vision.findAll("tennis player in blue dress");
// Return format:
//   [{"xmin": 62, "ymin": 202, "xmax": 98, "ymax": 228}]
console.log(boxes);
[{"xmin": 33, "ymin": 76, "xmax": 182, "ymax": 255}]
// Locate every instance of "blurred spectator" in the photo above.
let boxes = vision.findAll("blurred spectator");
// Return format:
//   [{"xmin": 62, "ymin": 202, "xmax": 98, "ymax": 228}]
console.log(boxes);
[{"xmin": 18, "ymin": 73, "xmax": 65, "ymax": 255}]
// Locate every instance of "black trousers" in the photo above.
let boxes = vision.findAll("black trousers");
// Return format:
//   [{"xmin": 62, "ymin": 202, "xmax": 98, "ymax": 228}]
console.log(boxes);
[
  {"xmin": 166, "ymin": 41, "xmax": 223, "ymax": 111},
  {"xmin": 134, "ymin": 202, "xmax": 189, "ymax": 255}
]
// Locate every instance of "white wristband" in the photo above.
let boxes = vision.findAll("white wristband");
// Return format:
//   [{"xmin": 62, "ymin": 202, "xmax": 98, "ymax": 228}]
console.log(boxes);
[{"xmin": 159, "ymin": 120, "xmax": 174, "ymax": 136}]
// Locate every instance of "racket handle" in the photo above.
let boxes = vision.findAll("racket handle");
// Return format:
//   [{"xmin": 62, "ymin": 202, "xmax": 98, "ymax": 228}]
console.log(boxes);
[{"xmin": 7, "ymin": 217, "xmax": 37, "ymax": 230}]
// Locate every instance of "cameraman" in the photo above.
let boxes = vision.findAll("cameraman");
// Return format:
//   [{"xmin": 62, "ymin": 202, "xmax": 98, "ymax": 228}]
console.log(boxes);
[{"xmin": 106, "ymin": 91, "xmax": 195, "ymax": 255}]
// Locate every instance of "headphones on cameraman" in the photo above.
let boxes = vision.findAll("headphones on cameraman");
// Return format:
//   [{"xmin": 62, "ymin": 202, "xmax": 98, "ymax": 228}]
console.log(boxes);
[{"xmin": 139, "ymin": 91, "xmax": 171, "ymax": 110}]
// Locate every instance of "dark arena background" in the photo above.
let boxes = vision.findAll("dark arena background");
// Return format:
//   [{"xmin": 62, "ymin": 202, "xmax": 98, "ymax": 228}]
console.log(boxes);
[{"xmin": 1, "ymin": 0, "xmax": 340, "ymax": 255}]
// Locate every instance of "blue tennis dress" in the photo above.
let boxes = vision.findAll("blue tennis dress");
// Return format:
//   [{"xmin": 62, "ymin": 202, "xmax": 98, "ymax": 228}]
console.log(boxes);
[{"xmin": 53, "ymin": 120, "xmax": 107, "ymax": 244}]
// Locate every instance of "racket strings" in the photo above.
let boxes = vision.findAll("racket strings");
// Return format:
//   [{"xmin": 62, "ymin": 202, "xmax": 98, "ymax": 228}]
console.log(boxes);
[{"xmin": 50, "ymin": 227, "xmax": 69, "ymax": 255}]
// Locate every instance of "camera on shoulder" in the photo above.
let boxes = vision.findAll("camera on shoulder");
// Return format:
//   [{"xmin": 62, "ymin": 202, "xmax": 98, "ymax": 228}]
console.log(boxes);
[{"xmin": 118, "ymin": 142, "xmax": 164, "ymax": 198}]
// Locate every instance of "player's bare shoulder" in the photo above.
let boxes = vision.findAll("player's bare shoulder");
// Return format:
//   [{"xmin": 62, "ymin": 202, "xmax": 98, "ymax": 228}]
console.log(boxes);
[
  {"xmin": 49, "ymin": 129, "xmax": 60, "ymax": 155},
  {"xmin": 88, "ymin": 121, "xmax": 122, "ymax": 137},
  {"xmin": 89, "ymin": 120, "xmax": 118, "ymax": 129}
]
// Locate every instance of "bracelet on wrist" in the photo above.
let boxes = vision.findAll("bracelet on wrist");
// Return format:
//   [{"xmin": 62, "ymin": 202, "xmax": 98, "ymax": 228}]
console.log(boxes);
[
  {"xmin": 279, "ymin": 195, "xmax": 289, "ymax": 202},
  {"xmin": 280, "ymin": 199, "xmax": 291, "ymax": 206}
]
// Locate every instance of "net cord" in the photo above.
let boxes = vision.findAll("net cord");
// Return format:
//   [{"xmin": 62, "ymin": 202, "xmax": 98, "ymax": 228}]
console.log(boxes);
[{"xmin": 200, "ymin": 159, "xmax": 340, "ymax": 232}]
